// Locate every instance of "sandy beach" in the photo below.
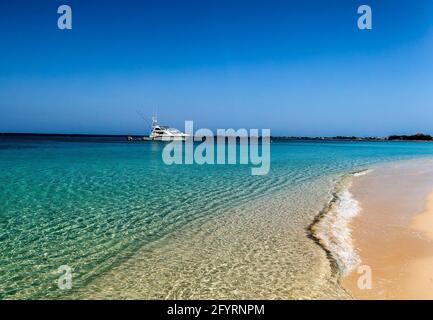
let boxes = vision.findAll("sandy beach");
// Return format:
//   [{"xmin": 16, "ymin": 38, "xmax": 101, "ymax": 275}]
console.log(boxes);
[{"xmin": 343, "ymin": 159, "xmax": 433, "ymax": 299}]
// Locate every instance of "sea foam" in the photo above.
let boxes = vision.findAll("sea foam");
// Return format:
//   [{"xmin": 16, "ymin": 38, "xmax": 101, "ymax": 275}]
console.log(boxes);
[
  {"xmin": 312, "ymin": 177, "xmax": 362, "ymax": 275},
  {"xmin": 353, "ymin": 169, "xmax": 373, "ymax": 177}
]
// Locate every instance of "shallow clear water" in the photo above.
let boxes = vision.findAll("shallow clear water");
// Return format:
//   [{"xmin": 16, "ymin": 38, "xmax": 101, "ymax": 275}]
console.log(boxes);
[{"xmin": 1, "ymin": 138, "xmax": 433, "ymax": 299}]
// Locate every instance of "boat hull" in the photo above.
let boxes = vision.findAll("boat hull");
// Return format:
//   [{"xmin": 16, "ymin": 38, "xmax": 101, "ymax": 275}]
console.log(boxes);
[{"xmin": 151, "ymin": 135, "xmax": 189, "ymax": 141}]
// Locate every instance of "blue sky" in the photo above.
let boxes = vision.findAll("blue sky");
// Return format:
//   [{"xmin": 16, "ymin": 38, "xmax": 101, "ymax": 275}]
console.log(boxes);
[{"xmin": 1, "ymin": 0, "xmax": 433, "ymax": 136}]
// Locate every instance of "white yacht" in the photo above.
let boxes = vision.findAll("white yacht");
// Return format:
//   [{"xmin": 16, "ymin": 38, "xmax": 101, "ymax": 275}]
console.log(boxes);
[{"xmin": 149, "ymin": 116, "xmax": 189, "ymax": 141}]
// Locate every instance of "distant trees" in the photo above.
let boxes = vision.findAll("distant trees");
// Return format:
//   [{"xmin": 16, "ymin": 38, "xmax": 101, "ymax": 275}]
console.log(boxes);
[{"xmin": 388, "ymin": 133, "xmax": 433, "ymax": 141}]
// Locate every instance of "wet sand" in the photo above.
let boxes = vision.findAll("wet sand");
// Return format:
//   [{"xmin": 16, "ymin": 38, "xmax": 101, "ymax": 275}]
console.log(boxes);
[{"xmin": 342, "ymin": 159, "xmax": 433, "ymax": 299}]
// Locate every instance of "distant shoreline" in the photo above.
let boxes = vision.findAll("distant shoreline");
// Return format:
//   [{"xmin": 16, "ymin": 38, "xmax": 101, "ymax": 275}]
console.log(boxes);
[
  {"xmin": 1, "ymin": 132, "xmax": 433, "ymax": 142},
  {"xmin": 0, "ymin": 132, "xmax": 136, "ymax": 138}
]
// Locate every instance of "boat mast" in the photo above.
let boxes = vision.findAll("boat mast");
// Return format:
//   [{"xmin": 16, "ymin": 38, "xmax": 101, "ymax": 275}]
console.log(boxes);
[{"xmin": 152, "ymin": 107, "xmax": 158, "ymax": 127}]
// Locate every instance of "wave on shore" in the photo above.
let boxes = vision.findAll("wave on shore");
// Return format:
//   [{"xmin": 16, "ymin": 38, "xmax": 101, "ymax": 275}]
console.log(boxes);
[{"xmin": 311, "ymin": 172, "xmax": 365, "ymax": 275}]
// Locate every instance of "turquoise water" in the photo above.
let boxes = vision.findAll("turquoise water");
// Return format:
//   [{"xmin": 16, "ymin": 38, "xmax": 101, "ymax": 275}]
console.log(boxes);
[{"xmin": 1, "ymin": 138, "xmax": 433, "ymax": 299}]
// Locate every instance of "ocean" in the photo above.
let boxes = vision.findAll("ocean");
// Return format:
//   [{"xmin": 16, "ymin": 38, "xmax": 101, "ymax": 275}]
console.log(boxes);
[{"xmin": 1, "ymin": 137, "xmax": 433, "ymax": 299}]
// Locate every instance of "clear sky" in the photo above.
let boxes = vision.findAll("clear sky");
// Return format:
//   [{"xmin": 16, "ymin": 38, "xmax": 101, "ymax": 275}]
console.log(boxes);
[{"xmin": 1, "ymin": 0, "xmax": 433, "ymax": 136}]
